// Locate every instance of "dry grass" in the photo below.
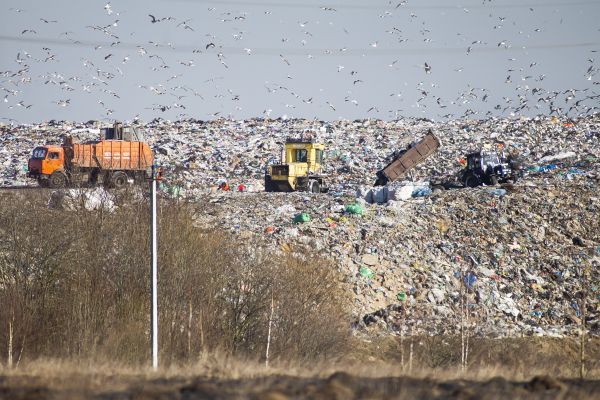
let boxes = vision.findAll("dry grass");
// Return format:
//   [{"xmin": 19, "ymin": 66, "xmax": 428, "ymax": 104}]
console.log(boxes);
[
  {"xmin": 1, "ymin": 335, "xmax": 598, "ymax": 382},
  {"xmin": 0, "ymin": 350, "xmax": 599, "ymax": 400}
]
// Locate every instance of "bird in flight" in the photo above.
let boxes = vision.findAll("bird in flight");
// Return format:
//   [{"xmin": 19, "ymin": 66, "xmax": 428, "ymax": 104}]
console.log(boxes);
[
  {"xmin": 280, "ymin": 54, "xmax": 291, "ymax": 66},
  {"xmin": 424, "ymin": 62, "xmax": 431, "ymax": 74},
  {"xmin": 177, "ymin": 19, "xmax": 195, "ymax": 31},
  {"xmin": 149, "ymin": 14, "xmax": 174, "ymax": 23},
  {"xmin": 54, "ymin": 99, "xmax": 71, "ymax": 107}
]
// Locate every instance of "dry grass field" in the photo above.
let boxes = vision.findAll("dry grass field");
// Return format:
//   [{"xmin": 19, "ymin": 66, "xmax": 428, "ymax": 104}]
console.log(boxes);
[{"xmin": 1, "ymin": 345, "xmax": 599, "ymax": 400}]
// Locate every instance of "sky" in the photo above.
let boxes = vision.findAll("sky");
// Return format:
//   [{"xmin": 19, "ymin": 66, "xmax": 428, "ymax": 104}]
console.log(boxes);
[{"xmin": 0, "ymin": 0, "xmax": 599, "ymax": 123}]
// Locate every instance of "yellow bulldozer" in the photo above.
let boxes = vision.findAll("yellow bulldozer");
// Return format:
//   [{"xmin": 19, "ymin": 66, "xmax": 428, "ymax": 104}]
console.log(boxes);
[{"xmin": 264, "ymin": 137, "xmax": 327, "ymax": 193}]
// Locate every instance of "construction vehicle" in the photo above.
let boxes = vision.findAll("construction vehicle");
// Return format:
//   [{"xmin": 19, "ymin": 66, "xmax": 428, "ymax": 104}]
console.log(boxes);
[
  {"xmin": 264, "ymin": 137, "xmax": 327, "ymax": 193},
  {"xmin": 374, "ymin": 130, "xmax": 440, "ymax": 186},
  {"xmin": 461, "ymin": 148, "xmax": 522, "ymax": 187},
  {"xmin": 28, "ymin": 123, "xmax": 153, "ymax": 188}
]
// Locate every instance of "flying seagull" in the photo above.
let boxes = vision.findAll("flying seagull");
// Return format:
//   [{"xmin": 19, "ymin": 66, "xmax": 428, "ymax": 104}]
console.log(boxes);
[
  {"xmin": 424, "ymin": 62, "xmax": 431, "ymax": 74},
  {"xmin": 280, "ymin": 54, "xmax": 291, "ymax": 65},
  {"xmin": 148, "ymin": 14, "xmax": 174, "ymax": 23}
]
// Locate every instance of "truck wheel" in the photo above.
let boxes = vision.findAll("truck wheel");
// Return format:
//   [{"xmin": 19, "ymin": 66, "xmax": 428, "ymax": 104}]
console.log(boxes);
[
  {"xmin": 49, "ymin": 172, "xmax": 67, "ymax": 188},
  {"xmin": 464, "ymin": 174, "xmax": 481, "ymax": 188},
  {"xmin": 310, "ymin": 181, "xmax": 320, "ymax": 193},
  {"xmin": 111, "ymin": 171, "xmax": 129, "ymax": 188}
]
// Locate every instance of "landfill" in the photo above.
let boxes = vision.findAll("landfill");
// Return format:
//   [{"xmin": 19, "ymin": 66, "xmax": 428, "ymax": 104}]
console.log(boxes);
[{"xmin": 0, "ymin": 115, "xmax": 599, "ymax": 338}]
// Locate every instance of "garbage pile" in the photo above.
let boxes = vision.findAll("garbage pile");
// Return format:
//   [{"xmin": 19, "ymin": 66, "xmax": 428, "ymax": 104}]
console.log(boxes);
[
  {"xmin": 1, "ymin": 115, "xmax": 598, "ymax": 193},
  {"xmin": 1, "ymin": 115, "xmax": 599, "ymax": 338},
  {"xmin": 193, "ymin": 178, "xmax": 599, "ymax": 338}
]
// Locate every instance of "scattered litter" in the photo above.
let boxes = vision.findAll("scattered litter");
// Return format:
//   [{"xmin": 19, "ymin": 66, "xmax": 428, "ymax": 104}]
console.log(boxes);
[
  {"xmin": 359, "ymin": 266, "xmax": 375, "ymax": 279},
  {"xmin": 345, "ymin": 203, "xmax": 364, "ymax": 215},
  {"xmin": 293, "ymin": 212, "xmax": 310, "ymax": 224}
]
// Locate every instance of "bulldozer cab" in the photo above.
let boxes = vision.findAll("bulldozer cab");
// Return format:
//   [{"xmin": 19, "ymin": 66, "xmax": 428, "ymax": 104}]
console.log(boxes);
[
  {"xmin": 284, "ymin": 138, "xmax": 324, "ymax": 173},
  {"xmin": 264, "ymin": 137, "xmax": 327, "ymax": 192}
]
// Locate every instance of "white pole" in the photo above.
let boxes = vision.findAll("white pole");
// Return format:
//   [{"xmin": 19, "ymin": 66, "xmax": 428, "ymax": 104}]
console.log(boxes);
[
  {"xmin": 151, "ymin": 165, "xmax": 158, "ymax": 370},
  {"xmin": 265, "ymin": 289, "xmax": 274, "ymax": 368}
]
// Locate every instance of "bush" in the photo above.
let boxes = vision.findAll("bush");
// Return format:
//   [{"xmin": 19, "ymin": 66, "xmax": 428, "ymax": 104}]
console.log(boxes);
[{"xmin": 0, "ymin": 189, "xmax": 350, "ymax": 365}]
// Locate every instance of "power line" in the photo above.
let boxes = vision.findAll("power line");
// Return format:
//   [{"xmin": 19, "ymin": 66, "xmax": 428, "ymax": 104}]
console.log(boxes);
[{"xmin": 0, "ymin": 35, "xmax": 598, "ymax": 56}]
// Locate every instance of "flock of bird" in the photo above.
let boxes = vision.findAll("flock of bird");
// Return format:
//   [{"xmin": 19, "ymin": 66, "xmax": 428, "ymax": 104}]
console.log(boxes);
[{"xmin": 1, "ymin": 1, "xmax": 599, "ymax": 122}]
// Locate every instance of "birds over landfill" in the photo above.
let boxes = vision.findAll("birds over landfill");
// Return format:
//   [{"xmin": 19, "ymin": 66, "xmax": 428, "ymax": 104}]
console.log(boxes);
[{"xmin": 1, "ymin": 2, "xmax": 599, "ymax": 121}]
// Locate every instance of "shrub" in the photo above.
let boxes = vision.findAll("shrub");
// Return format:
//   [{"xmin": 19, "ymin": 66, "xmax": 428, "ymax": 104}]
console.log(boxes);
[{"xmin": 0, "ymin": 190, "xmax": 350, "ymax": 365}]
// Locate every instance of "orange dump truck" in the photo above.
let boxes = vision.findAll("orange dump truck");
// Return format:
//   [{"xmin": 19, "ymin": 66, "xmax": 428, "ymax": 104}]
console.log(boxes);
[{"xmin": 28, "ymin": 136, "xmax": 153, "ymax": 188}]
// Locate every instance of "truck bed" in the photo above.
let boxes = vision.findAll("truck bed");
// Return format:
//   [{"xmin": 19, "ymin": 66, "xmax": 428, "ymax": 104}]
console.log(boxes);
[
  {"xmin": 375, "ymin": 131, "xmax": 440, "ymax": 186},
  {"xmin": 72, "ymin": 140, "xmax": 152, "ymax": 171}
]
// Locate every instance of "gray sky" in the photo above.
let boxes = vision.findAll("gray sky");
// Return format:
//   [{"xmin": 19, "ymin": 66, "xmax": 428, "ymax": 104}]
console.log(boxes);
[{"xmin": 1, "ymin": 0, "xmax": 599, "ymax": 123}]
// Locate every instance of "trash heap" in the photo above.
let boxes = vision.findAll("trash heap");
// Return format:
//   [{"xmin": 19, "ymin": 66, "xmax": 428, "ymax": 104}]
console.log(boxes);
[
  {"xmin": 2, "ymin": 115, "xmax": 598, "ymax": 192},
  {"xmin": 1, "ymin": 115, "xmax": 599, "ymax": 338},
  {"xmin": 193, "ymin": 176, "xmax": 599, "ymax": 338}
]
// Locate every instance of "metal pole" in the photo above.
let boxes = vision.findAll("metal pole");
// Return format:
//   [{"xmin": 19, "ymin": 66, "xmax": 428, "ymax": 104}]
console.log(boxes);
[{"xmin": 151, "ymin": 165, "xmax": 158, "ymax": 370}]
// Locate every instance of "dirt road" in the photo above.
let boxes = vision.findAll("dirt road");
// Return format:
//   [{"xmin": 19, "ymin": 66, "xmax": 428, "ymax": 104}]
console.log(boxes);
[{"xmin": 2, "ymin": 372, "xmax": 599, "ymax": 400}]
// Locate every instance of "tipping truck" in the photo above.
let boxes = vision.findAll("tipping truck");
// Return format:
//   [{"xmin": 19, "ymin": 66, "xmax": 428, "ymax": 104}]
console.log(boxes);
[
  {"xmin": 28, "ymin": 123, "xmax": 153, "ymax": 188},
  {"xmin": 374, "ymin": 130, "xmax": 440, "ymax": 186},
  {"xmin": 264, "ymin": 136, "xmax": 327, "ymax": 193}
]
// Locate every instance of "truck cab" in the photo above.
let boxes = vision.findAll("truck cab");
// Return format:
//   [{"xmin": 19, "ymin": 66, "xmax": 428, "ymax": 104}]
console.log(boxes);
[
  {"xmin": 462, "ymin": 150, "xmax": 514, "ymax": 187},
  {"xmin": 264, "ymin": 137, "xmax": 327, "ymax": 192},
  {"xmin": 28, "ymin": 145, "xmax": 66, "ymax": 187}
]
